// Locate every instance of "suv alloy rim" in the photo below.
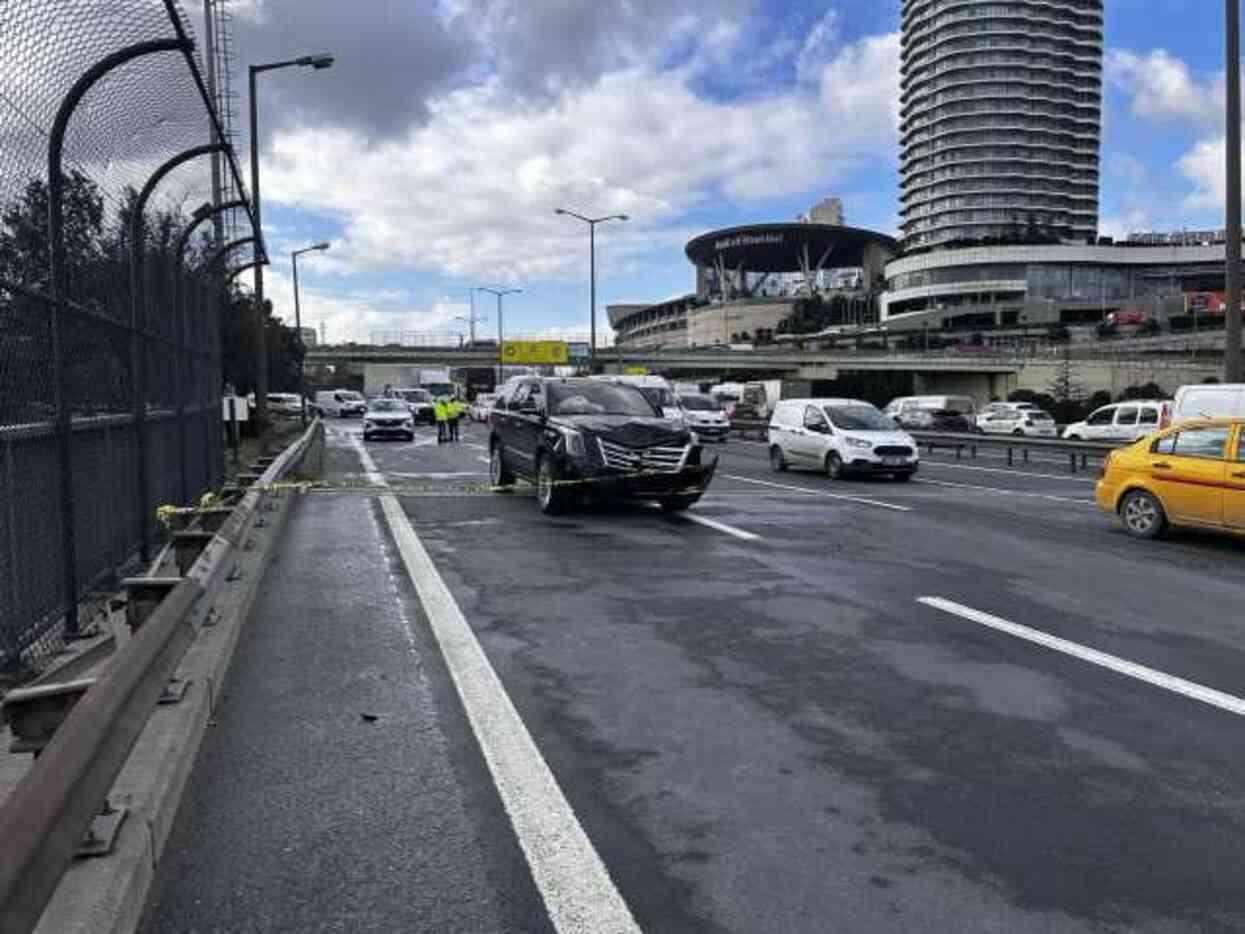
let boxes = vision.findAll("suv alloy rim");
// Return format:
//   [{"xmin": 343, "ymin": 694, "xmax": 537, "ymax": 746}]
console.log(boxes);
[{"xmin": 538, "ymin": 461, "xmax": 553, "ymax": 508}]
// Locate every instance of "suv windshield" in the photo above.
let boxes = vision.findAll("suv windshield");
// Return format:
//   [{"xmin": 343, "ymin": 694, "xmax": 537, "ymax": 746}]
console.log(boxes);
[
  {"xmin": 637, "ymin": 387, "xmax": 677, "ymax": 408},
  {"xmin": 548, "ymin": 382, "xmax": 657, "ymax": 417},
  {"xmin": 824, "ymin": 405, "xmax": 894, "ymax": 431},
  {"xmin": 680, "ymin": 394, "xmax": 722, "ymax": 412},
  {"xmin": 370, "ymin": 400, "xmax": 405, "ymax": 412}
]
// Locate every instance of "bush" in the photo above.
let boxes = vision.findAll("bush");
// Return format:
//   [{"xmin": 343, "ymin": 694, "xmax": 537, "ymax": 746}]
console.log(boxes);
[
  {"xmin": 1137, "ymin": 319, "xmax": 1162, "ymax": 337},
  {"xmin": 1118, "ymin": 382, "xmax": 1165, "ymax": 401},
  {"xmin": 1047, "ymin": 325, "xmax": 1071, "ymax": 342},
  {"xmin": 1096, "ymin": 321, "xmax": 1119, "ymax": 339}
]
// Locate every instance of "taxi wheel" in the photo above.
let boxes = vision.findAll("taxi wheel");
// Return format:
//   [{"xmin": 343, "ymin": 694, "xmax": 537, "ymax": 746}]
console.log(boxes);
[
  {"xmin": 1120, "ymin": 490, "xmax": 1166, "ymax": 539},
  {"xmin": 825, "ymin": 452, "xmax": 845, "ymax": 480},
  {"xmin": 769, "ymin": 445, "xmax": 788, "ymax": 472}
]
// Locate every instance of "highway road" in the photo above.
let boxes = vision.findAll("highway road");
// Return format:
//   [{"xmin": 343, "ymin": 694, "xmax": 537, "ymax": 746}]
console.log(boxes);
[{"xmin": 142, "ymin": 420, "xmax": 1245, "ymax": 933}]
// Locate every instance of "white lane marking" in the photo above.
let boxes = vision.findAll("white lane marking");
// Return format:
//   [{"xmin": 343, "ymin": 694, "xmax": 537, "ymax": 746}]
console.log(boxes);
[
  {"xmin": 464, "ymin": 442, "xmax": 488, "ymax": 451},
  {"xmin": 917, "ymin": 460, "xmax": 1095, "ymax": 483},
  {"xmin": 388, "ymin": 471, "xmax": 488, "ymax": 479},
  {"xmin": 914, "ymin": 476, "xmax": 1092, "ymax": 506},
  {"xmin": 680, "ymin": 512, "xmax": 761, "ymax": 541},
  {"xmin": 348, "ymin": 434, "xmax": 386, "ymax": 485},
  {"xmin": 353, "ymin": 440, "xmax": 640, "ymax": 934},
  {"xmin": 719, "ymin": 473, "xmax": 912, "ymax": 512},
  {"xmin": 919, "ymin": 597, "xmax": 1245, "ymax": 718},
  {"xmin": 478, "ymin": 455, "xmax": 492, "ymax": 465}
]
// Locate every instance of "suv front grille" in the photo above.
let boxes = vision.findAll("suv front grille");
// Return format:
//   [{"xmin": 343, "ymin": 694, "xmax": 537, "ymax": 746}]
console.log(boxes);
[
  {"xmin": 598, "ymin": 439, "xmax": 687, "ymax": 473},
  {"xmin": 874, "ymin": 445, "xmax": 914, "ymax": 457}
]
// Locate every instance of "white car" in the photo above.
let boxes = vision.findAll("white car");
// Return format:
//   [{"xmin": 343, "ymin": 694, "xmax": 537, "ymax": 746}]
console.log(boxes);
[
  {"xmin": 975, "ymin": 401, "xmax": 1038, "ymax": 431},
  {"xmin": 362, "ymin": 398, "xmax": 414, "ymax": 441},
  {"xmin": 1062, "ymin": 401, "xmax": 1170, "ymax": 441},
  {"xmin": 979, "ymin": 408, "xmax": 1057, "ymax": 437},
  {"xmin": 314, "ymin": 389, "xmax": 367, "ymax": 418},
  {"xmin": 768, "ymin": 398, "xmax": 918, "ymax": 480},
  {"xmin": 678, "ymin": 392, "xmax": 730, "ymax": 442},
  {"xmin": 470, "ymin": 393, "xmax": 497, "ymax": 422},
  {"xmin": 266, "ymin": 393, "xmax": 303, "ymax": 417}
]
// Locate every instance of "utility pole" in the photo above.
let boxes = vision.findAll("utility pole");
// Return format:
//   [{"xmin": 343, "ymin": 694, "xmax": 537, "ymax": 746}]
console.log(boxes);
[{"xmin": 1228, "ymin": 0, "xmax": 1242, "ymax": 381}]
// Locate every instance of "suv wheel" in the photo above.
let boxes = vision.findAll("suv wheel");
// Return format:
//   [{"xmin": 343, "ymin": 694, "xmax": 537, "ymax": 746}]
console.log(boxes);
[
  {"xmin": 536, "ymin": 455, "xmax": 568, "ymax": 515},
  {"xmin": 825, "ymin": 452, "xmax": 844, "ymax": 480},
  {"xmin": 490, "ymin": 443, "xmax": 515, "ymax": 490},
  {"xmin": 769, "ymin": 445, "xmax": 788, "ymax": 472},
  {"xmin": 1120, "ymin": 489, "xmax": 1166, "ymax": 539},
  {"xmin": 1066, "ymin": 434, "xmax": 1083, "ymax": 441}
]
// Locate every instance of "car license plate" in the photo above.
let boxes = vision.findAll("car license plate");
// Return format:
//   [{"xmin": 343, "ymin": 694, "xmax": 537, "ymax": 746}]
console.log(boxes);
[{"xmin": 882, "ymin": 456, "xmax": 906, "ymax": 466}]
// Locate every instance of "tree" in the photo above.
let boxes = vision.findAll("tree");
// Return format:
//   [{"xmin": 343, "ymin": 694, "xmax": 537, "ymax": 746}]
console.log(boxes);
[
  {"xmin": 0, "ymin": 171, "xmax": 105, "ymax": 291},
  {"xmin": 1047, "ymin": 349, "xmax": 1086, "ymax": 424},
  {"xmin": 1118, "ymin": 382, "xmax": 1165, "ymax": 401}
]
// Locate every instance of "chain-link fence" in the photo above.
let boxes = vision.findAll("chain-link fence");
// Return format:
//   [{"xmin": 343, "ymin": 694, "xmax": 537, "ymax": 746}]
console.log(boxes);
[{"xmin": 0, "ymin": 1, "xmax": 260, "ymax": 677}]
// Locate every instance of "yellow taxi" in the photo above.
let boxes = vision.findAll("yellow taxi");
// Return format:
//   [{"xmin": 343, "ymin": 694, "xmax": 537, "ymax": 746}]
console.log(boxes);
[{"xmin": 1095, "ymin": 418, "xmax": 1245, "ymax": 539}]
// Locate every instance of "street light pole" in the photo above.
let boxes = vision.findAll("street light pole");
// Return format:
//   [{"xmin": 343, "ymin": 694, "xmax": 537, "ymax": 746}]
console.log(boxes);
[
  {"xmin": 477, "ymin": 286, "xmax": 522, "ymax": 385},
  {"xmin": 292, "ymin": 241, "xmax": 330, "ymax": 425},
  {"xmin": 248, "ymin": 52, "xmax": 333, "ymax": 423},
  {"xmin": 554, "ymin": 207, "xmax": 628, "ymax": 371},
  {"xmin": 1227, "ymin": 0, "xmax": 1242, "ymax": 381}
]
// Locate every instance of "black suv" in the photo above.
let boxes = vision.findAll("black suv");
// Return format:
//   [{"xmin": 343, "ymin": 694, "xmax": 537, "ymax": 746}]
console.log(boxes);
[{"xmin": 488, "ymin": 377, "xmax": 717, "ymax": 515}]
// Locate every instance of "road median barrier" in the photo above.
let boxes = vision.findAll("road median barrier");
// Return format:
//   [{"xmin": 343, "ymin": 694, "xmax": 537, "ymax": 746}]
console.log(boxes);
[{"xmin": 0, "ymin": 417, "xmax": 324, "ymax": 934}]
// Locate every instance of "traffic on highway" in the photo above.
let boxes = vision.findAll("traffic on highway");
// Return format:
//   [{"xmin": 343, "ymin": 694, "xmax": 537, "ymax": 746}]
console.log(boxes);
[{"xmin": 140, "ymin": 371, "xmax": 1245, "ymax": 934}]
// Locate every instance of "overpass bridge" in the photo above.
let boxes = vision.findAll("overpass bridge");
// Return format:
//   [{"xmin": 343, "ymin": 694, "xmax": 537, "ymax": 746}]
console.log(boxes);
[{"xmin": 306, "ymin": 342, "xmax": 1223, "ymax": 398}]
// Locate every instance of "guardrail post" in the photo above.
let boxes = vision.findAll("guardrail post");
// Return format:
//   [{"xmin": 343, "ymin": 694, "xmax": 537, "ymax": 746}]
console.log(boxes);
[
  {"xmin": 1080, "ymin": 453, "xmax": 1088, "ymax": 470},
  {"xmin": 1069, "ymin": 452, "xmax": 1077, "ymax": 474},
  {"xmin": 1023, "ymin": 448, "xmax": 1029, "ymax": 463},
  {"xmin": 1007, "ymin": 446, "xmax": 1013, "ymax": 466}
]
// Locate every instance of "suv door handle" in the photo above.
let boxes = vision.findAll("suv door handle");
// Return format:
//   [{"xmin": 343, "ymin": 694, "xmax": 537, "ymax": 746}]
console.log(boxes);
[{"xmin": 1151, "ymin": 462, "xmax": 1172, "ymax": 470}]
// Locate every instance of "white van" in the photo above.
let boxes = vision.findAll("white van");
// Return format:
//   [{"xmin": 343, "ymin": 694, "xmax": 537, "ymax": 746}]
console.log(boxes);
[
  {"xmin": 1061, "ymin": 400, "xmax": 1171, "ymax": 441},
  {"xmin": 314, "ymin": 389, "xmax": 366, "ymax": 418},
  {"xmin": 1172, "ymin": 383, "xmax": 1245, "ymax": 422},
  {"xmin": 592, "ymin": 375, "xmax": 681, "ymax": 419},
  {"xmin": 768, "ymin": 398, "xmax": 918, "ymax": 480},
  {"xmin": 883, "ymin": 395, "xmax": 977, "ymax": 431}
]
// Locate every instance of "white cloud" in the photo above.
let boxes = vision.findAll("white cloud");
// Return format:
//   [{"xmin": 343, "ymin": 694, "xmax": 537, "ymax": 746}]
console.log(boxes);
[
  {"xmin": 1177, "ymin": 137, "xmax": 1226, "ymax": 211},
  {"xmin": 262, "ymin": 29, "xmax": 901, "ymax": 291},
  {"xmin": 1106, "ymin": 48, "xmax": 1221, "ymax": 130},
  {"xmin": 795, "ymin": 10, "xmax": 841, "ymax": 84}
]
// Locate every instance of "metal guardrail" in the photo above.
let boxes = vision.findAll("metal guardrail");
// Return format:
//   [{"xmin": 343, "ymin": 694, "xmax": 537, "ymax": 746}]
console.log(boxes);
[
  {"xmin": 0, "ymin": 418, "xmax": 321, "ymax": 934},
  {"xmin": 728, "ymin": 421, "xmax": 1120, "ymax": 473}
]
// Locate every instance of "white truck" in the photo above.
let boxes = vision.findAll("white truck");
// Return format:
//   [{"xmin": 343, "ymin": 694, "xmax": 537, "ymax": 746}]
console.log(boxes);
[{"xmin": 415, "ymin": 368, "xmax": 456, "ymax": 398}]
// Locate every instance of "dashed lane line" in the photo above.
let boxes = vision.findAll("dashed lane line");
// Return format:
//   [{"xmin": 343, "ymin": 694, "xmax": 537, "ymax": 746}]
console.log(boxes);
[
  {"xmin": 919, "ymin": 597, "xmax": 1245, "ymax": 718},
  {"xmin": 718, "ymin": 474, "xmax": 912, "ymax": 512},
  {"xmin": 916, "ymin": 460, "xmax": 1096, "ymax": 483},
  {"xmin": 679, "ymin": 512, "xmax": 761, "ymax": 541},
  {"xmin": 913, "ymin": 476, "xmax": 1092, "ymax": 505},
  {"xmin": 352, "ymin": 439, "xmax": 641, "ymax": 934}
]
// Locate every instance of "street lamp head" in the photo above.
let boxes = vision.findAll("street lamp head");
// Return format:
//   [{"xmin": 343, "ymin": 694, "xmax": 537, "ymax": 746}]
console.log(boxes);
[
  {"xmin": 311, "ymin": 241, "xmax": 330, "ymax": 251},
  {"xmin": 615, "ymin": 214, "xmax": 630, "ymax": 222},
  {"xmin": 554, "ymin": 208, "xmax": 566, "ymax": 215},
  {"xmin": 299, "ymin": 54, "xmax": 335, "ymax": 69}
]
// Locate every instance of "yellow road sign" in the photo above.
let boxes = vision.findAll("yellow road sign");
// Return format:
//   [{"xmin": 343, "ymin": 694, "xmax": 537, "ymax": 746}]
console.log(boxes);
[{"xmin": 499, "ymin": 340, "xmax": 569, "ymax": 365}]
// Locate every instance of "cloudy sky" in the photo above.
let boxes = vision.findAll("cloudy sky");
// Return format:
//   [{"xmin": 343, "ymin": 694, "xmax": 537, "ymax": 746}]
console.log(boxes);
[{"xmin": 216, "ymin": 0, "xmax": 1231, "ymax": 344}]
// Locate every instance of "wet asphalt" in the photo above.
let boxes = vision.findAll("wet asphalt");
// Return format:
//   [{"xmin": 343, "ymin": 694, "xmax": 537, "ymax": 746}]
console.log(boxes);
[{"xmin": 142, "ymin": 419, "xmax": 1245, "ymax": 933}]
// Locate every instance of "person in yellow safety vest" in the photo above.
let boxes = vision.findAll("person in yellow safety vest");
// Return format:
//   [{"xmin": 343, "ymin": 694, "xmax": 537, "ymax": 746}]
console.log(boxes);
[
  {"xmin": 434, "ymin": 397, "xmax": 449, "ymax": 444},
  {"xmin": 448, "ymin": 397, "xmax": 465, "ymax": 442}
]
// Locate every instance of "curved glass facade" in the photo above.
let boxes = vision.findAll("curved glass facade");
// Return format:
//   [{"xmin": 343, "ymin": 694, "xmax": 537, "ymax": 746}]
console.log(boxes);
[{"xmin": 900, "ymin": 0, "xmax": 1103, "ymax": 252}]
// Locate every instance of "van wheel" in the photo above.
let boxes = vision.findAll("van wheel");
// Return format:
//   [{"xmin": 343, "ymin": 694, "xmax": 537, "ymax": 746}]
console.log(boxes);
[
  {"xmin": 1066, "ymin": 434, "xmax": 1082, "ymax": 441},
  {"xmin": 1011, "ymin": 428, "xmax": 1024, "ymax": 437},
  {"xmin": 1120, "ymin": 490, "xmax": 1166, "ymax": 539},
  {"xmin": 490, "ymin": 443, "xmax": 514, "ymax": 490},
  {"xmin": 769, "ymin": 445, "xmax": 788, "ymax": 472},
  {"xmin": 536, "ymin": 455, "xmax": 569, "ymax": 515},
  {"xmin": 825, "ymin": 452, "xmax": 844, "ymax": 480}
]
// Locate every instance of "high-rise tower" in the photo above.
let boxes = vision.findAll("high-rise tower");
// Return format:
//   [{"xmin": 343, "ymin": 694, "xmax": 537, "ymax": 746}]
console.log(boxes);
[{"xmin": 899, "ymin": 0, "xmax": 1104, "ymax": 252}]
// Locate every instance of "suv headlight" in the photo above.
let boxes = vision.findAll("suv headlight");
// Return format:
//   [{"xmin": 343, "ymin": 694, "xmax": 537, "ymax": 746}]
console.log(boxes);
[
  {"xmin": 557, "ymin": 426, "xmax": 586, "ymax": 457},
  {"xmin": 844, "ymin": 436, "xmax": 872, "ymax": 449}
]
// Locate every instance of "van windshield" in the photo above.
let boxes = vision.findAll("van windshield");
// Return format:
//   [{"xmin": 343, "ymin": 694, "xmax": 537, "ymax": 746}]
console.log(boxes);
[
  {"xmin": 824, "ymin": 405, "xmax": 895, "ymax": 431},
  {"xmin": 680, "ymin": 394, "xmax": 722, "ymax": 412}
]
